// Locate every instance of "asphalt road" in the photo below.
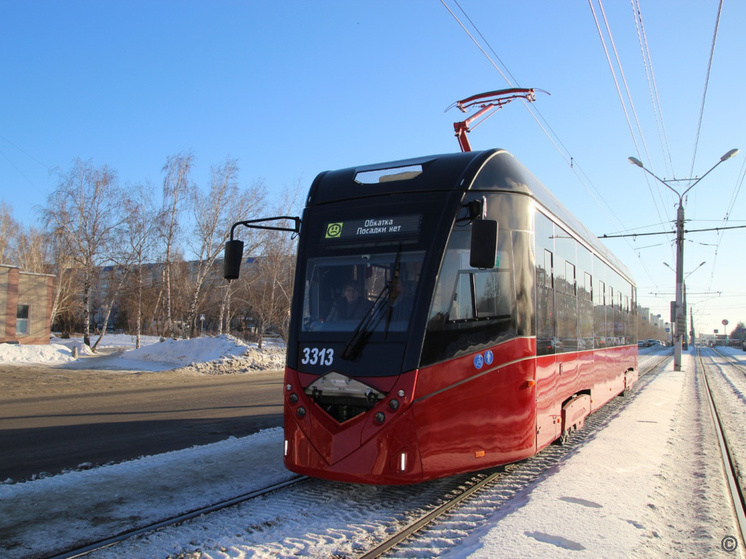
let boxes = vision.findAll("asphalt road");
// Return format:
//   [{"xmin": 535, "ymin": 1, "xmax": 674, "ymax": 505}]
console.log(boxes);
[{"xmin": 0, "ymin": 365, "xmax": 285, "ymax": 481}]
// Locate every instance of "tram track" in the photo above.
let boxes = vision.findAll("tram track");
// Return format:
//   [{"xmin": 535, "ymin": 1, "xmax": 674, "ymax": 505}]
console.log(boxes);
[
  {"xmin": 47, "ymin": 477, "xmax": 307, "ymax": 559},
  {"xmin": 697, "ymin": 347, "xmax": 746, "ymax": 551},
  {"xmin": 45, "ymin": 355, "xmax": 671, "ymax": 559},
  {"xmin": 358, "ymin": 355, "xmax": 671, "ymax": 558},
  {"xmin": 711, "ymin": 346, "xmax": 746, "ymax": 376}
]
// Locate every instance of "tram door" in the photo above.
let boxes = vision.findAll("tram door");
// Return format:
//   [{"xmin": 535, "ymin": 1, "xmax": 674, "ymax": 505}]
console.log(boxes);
[{"xmin": 535, "ymin": 215, "xmax": 560, "ymax": 448}]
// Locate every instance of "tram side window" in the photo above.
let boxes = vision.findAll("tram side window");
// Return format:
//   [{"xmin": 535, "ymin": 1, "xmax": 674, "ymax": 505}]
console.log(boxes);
[
  {"xmin": 624, "ymin": 294, "xmax": 631, "ymax": 344},
  {"xmin": 422, "ymin": 229, "xmax": 516, "ymax": 366},
  {"xmin": 556, "ymin": 259, "xmax": 578, "ymax": 352},
  {"xmin": 608, "ymin": 285, "xmax": 617, "ymax": 347},
  {"xmin": 565, "ymin": 262, "xmax": 576, "ymax": 296},
  {"xmin": 595, "ymin": 279, "xmax": 606, "ymax": 347},
  {"xmin": 577, "ymin": 244, "xmax": 594, "ymax": 349},
  {"xmin": 452, "ymin": 272, "xmax": 473, "ymax": 320},
  {"xmin": 631, "ymin": 286, "xmax": 638, "ymax": 343},
  {"xmin": 536, "ymin": 249, "xmax": 555, "ymax": 355},
  {"xmin": 511, "ymin": 230, "xmax": 534, "ymax": 338},
  {"xmin": 554, "ymin": 225, "xmax": 577, "ymax": 353},
  {"xmin": 615, "ymin": 290, "xmax": 624, "ymax": 343},
  {"xmin": 535, "ymin": 211, "xmax": 556, "ymax": 356},
  {"xmin": 579, "ymin": 272, "xmax": 593, "ymax": 348},
  {"xmin": 449, "ymin": 270, "xmax": 512, "ymax": 320}
]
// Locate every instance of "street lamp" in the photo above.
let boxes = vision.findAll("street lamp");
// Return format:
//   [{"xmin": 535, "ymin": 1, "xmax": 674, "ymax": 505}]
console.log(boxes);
[{"xmin": 629, "ymin": 149, "xmax": 739, "ymax": 370}]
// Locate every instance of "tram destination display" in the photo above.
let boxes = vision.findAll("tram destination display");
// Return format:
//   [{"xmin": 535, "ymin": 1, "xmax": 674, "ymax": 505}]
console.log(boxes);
[{"xmin": 323, "ymin": 215, "xmax": 421, "ymax": 242}]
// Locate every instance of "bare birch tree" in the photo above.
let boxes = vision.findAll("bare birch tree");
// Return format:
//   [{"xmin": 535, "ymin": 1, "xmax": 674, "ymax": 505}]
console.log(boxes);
[
  {"xmin": 160, "ymin": 153, "xmax": 193, "ymax": 338},
  {"xmin": 121, "ymin": 181, "xmax": 160, "ymax": 348},
  {"xmin": 0, "ymin": 201, "xmax": 18, "ymax": 263},
  {"xmin": 184, "ymin": 160, "xmax": 267, "ymax": 338},
  {"xmin": 42, "ymin": 159, "xmax": 123, "ymax": 347},
  {"xmin": 46, "ymin": 233, "xmax": 80, "ymax": 336},
  {"xmin": 234, "ymin": 185, "xmax": 301, "ymax": 346},
  {"xmin": 14, "ymin": 226, "xmax": 49, "ymax": 274}
]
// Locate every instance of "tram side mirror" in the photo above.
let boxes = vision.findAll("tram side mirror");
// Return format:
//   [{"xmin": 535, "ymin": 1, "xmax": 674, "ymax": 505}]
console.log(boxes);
[
  {"xmin": 224, "ymin": 239, "xmax": 245, "ymax": 280},
  {"xmin": 470, "ymin": 220, "xmax": 498, "ymax": 269}
]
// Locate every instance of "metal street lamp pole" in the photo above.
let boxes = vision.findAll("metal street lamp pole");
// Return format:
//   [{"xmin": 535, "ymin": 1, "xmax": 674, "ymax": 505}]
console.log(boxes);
[
  {"xmin": 663, "ymin": 260, "xmax": 705, "ymax": 348},
  {"xmin": 629, "ymin": 149, "xmax": 739, "ymax": 371}
]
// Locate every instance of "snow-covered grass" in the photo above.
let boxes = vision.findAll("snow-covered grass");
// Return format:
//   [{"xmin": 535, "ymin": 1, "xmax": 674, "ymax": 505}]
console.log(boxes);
[{"xmin": 0, "ymin": 333, "xmax": 285, "ymax": 371}]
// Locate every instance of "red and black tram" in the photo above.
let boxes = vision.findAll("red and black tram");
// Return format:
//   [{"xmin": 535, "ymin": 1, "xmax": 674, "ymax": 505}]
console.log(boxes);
[{"xmin": 225, "ymin": 148, "xmax": 637, "ymax": 484}]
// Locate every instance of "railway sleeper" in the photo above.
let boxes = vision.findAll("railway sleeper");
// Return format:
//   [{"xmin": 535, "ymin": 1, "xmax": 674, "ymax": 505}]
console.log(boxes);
[{"xmin": 558, "ymin": 393, "xmax": 591, "ymax": 445}]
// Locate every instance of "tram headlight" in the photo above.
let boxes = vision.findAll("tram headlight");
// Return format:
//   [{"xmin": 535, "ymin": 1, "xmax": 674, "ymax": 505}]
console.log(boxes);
[
  {"xmin": 297, "ymin": 406, "xmax": 306, "ymax": 418},
  {"xmin": 289, "ymin": 393, "xmax": 299, "ymax": 404},
  {"xmin": 389, "ymin": 399, "xmax": 399, "ymax": 410},
  {"xmin": 375, "ymin": 411, "xmax": 386, "ymax": 424}
]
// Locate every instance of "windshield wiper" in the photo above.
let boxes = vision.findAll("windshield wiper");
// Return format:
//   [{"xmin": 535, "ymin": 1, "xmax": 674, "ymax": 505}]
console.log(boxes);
[{"xmin": 341, "ymin": 249, "xmax": 402, "ymax": 361}]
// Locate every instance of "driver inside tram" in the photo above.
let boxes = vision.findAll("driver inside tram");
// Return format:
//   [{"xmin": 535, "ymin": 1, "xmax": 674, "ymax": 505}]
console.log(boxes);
[{"xmin": 326, "ymin": 281, "xmax": 369, "ymax": 321}]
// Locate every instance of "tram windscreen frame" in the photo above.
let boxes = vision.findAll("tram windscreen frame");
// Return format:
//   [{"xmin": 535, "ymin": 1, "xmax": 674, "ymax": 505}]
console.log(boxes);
[{"xmin": 301, "ymin": 250, "xmax": 425, "ymax": 334}]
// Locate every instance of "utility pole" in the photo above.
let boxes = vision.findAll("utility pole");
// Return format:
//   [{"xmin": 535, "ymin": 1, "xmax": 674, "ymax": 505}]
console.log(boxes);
[{"xmin": 629, "ymin": 148, "xmax": 739, "ymax": 370}]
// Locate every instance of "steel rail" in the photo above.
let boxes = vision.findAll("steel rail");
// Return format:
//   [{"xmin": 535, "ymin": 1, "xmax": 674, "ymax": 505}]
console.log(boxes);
[
  {"xmin": 48, "ymin": 476, "xmax": 307, "ymax": 559},
  {"xmin": 50, "ymin": 356, "xmax": 671, "ymax": 559},
  {"xmin": 697, "ymin": 349, "xmax": 746, "ymax": 551},
  {"xmin": 358, "ymin": 468, "xmax": 508, "ymax": 559},
  {"xmin": 359, "ymin": 355, "xmax": 669, "ymax": 558},
  {"xmin": 711, "ymin": 346, "xmax": 746, "ymax": 376}
]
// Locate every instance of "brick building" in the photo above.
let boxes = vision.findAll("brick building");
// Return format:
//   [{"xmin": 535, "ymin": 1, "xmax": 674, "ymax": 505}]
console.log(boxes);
[{"xmin": 0, "ymin": 264, "xmax": 55, "ymax": 344}]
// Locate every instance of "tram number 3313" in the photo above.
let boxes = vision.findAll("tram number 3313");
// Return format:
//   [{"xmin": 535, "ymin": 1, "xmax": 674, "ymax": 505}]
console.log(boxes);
[{"xmin": 301, "ymin": 347, "xmax": 334, "ymax": 366}]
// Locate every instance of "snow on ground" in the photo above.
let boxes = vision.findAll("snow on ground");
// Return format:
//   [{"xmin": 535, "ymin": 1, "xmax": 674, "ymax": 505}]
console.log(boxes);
[
  {"xmin": 0, "ymin": 429, "xmax": 292, "ymax": 559},
  {"xmin": 0, "ymin": 341, "xmax": 85, "ymax": 364},
  {"xmin": 1, "ymin": 346, "xmax": 744, "ymax": 558},
  {"xmin": 0, "ymin": 333, "xmax": 285, "ymax": 372}
]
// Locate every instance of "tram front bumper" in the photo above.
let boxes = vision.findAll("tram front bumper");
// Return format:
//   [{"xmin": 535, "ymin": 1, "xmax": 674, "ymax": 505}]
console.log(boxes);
[{"xmin": 283, "ymin": 405, "xmax": 424, "ymax": 485}]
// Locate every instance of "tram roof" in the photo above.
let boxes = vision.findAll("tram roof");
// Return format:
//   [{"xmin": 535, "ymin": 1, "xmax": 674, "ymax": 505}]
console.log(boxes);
[{"xmin": 307, "ymin": 148, "xmax": 633, "ymax": 283}]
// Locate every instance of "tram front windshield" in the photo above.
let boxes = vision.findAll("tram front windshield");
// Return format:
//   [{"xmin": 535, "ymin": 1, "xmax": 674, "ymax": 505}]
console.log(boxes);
[{"xmin": 301, "ymin": 250, "xmax": 425, "ymax": 333}]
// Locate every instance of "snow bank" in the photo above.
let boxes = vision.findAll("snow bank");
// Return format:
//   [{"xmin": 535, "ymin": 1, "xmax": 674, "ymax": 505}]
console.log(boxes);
[
  {"xmin": 0, "ymin": 342, "xmax": 81, "ymax": 364},
  {"xmin": 120, "ymin": 334, "xmax": 249, "ymax": 366},
  {"xmin": 0, "ymin": 334, "xmax": 286, "ymax": 373}
]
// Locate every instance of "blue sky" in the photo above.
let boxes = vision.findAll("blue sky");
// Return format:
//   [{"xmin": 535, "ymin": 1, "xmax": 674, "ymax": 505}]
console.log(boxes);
[{"xmin": 2, "ymin": 0, "xmax": 745, "ymax": 337}]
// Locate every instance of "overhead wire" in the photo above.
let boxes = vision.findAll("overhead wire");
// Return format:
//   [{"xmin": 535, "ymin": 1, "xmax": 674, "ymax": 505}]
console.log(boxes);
[
  {"xmin": 0, "ymin": 146, "xmax": 49, "ymax": 199},
  {"xmin": 585, "ymin": 0, "xmax": 671, "ymax": 285},
  {"xmin": 685, "ymin": 0, "xmax": 724, "ymax": 253},
  {"xmin": 626, "ymin": 0, "xmax": 677, "ymax": 271},
  {"xmin": 446, "ymin": 0, "xmax": 628, "ymax": 234},
  {"xmin": 688, "ymin": 0, "xmax": 724, "ymax": 179},
  {"xmin": 630, "ymin": 0, "xmax": 674, "ymax": 178},
  {"xmin": 442, "ymin": 0, "xmax": 662, "ymax": 288},
  {"xmin": 596, "ymin": 0, "xmax": 654, "ymax": 167},
  {"xmin": 439, "ymin": 0, "xmax": 514, "ymax": 86},
  {"xmin": 707, "ymin": 155, "xmax": 746, "ymax": 291},
  {"xmin": 0, "ymin": 133, "xmax": 53, "ymax": 201},
  {"xmin": 675, "ymin": 0, "xmax": 730, "ymax": 296},
  {"xmin": 588, "ymin": 0, "xmax": 671, "ymax": 246},
  {"xmin": 450, "ymin": 0, "xmax": 520, "ymax": 87}
]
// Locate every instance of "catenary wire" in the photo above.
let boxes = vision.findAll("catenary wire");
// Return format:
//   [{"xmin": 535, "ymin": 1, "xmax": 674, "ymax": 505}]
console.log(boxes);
[
  {"xmin": 630, "ymin": 0, "xmax": 674, "ymax": 178},
  {"xmin": 688, "ymin": 0, "xmax": 724, "ymax": 179},
  {"xmin": 444, "ymin": 0, "xmax": 629, "ymax": 235},
  {"xmin": 442, "ymin": 0, "xmax": 661, "ymax": 290},
  {"xmin": 587, "ymin": 0, "xmax": 673, "ymax": 274},
  {"xmin": 627, "ymin": 0, "xmax": 679, "ymax": 239}
]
